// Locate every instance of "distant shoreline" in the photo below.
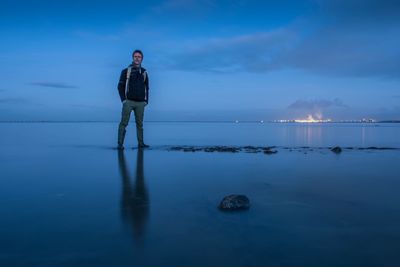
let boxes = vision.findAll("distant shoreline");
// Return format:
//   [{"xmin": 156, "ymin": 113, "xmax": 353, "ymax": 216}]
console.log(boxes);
[{"xmin": 0, "ymin": 120, "xmax": 399, "ymax": 124}]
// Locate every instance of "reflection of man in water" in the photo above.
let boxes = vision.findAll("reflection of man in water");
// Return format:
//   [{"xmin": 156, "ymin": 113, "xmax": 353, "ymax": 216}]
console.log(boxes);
[{"xmin": 118, "ymin": 149, "xmax": 149, "ymax": 242}]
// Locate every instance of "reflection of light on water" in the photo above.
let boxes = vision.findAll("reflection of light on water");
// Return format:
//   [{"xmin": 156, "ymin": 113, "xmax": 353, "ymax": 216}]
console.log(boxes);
[
  {"xmin": 295, "ymin": 124, "xmax": 322, "ymax": 146},
  {"xmin": 282, "ymin": 123, "xmax": 323, "ymax": 146},
  {"xmin": 362, "ymin": 126, "xmax": 365, "ymax": 147},
  {"xmin": 295, "ymin": 114, "xmax": 331, "ymax": 123}
]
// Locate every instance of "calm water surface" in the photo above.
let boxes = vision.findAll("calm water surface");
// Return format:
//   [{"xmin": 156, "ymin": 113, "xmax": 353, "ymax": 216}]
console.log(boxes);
[{"xmin": 1, "ymin": 122, "xmax": 400, "ymax": 267}]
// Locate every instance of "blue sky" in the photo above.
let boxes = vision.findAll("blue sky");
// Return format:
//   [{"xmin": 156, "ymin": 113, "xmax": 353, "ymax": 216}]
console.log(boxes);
[{"xmin": 0, "ymin": 0, "xmax": 399, "ymax": 121}]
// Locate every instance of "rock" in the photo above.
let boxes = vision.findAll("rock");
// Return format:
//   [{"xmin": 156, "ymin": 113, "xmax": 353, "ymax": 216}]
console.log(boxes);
[
  {"xmin": 243, "ymin": 146, "xmax": 263, "ymax": 153},
  {"xmin": 363, "ymin": 147, "xmax": 395, "ymax": 150},
  {"xmin": 263, "ymin": 148, "xmax": 278, "ymax": 154},
  {"xmin": 168, "ymin": 145, "xmax": 280, "ymax": 154},
  {"xmin": 218, "ymin": 194, "xmax": 250, "ymax": 210},
  {"xmin": 331, "ymin": 146, "xmax": 342, "ymax": 154},
  {"xmin": 210, "ymin": 146, "xmax": 240, "ymax": 153},
  {"xmin": 243, "ymin": 146, "xmax": 257, "ymax": 149}
]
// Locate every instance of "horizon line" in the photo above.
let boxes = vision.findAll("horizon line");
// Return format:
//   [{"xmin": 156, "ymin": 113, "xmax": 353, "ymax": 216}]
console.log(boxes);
[{"xmin": 0, "ymin": 120, "xmax": 399, "ymax": 123}]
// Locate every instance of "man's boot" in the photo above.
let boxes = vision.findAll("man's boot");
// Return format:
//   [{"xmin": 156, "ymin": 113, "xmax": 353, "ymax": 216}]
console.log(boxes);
[{"xmin": 137, "ymin": 127, "xmax": 149, "ymax": 148}]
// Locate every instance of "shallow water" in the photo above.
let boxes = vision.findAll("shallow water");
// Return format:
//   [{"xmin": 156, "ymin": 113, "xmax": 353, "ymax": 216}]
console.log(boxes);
[{"xmin": 1, "ymin": 122, "xmax": 400, "ymax": 267}]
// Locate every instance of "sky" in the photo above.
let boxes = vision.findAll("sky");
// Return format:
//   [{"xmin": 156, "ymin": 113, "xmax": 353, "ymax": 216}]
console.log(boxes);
[{"xmin": 0, "ymin": 0, "xmax": 399, "ymax": 121}]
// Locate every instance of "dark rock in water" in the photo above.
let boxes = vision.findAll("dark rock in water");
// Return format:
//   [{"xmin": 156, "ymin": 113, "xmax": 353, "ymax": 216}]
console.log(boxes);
[
  {"xmin": 243, "ymin": 146, "xmax": 261, "ymax": 153},
  {"xmin": 361, "ymin": 147, "xmax": 396, "ymax": 150},
  {"xmin": 331, "ymin": 146, "xmax": 342, "ymax": 154},
  {"xmin": 218, "ymin": 194, "xmax": 250, "ymax": 210},
  {"xmin": 168, "ymin": 145, "xmax": 280, "ymax": 154},
  {"xmin": 204, "ymin": 146, "xmax": 240, "ymax": 153},
  {"xmin": 263, "ymin": 148, "xmax": 278, "ymax": 154}
]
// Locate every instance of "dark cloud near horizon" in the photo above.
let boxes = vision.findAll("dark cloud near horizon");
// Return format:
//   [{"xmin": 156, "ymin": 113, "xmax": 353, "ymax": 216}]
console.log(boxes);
[
  {"xmin": 317, "ymin": 0, "xmax": 400, "ymax": 25},
  {"xmin": 288, "ymin": 98, "xmax": 348, "ymax": 110},
  {"xmin": 0, "ymin": 97, "xmax": 29, "ymax": 104},
  {"xmin": 163, "ymin": 0, "xmax": 400, "ymax": 78},
  {"xmin": 30, "ymin": 82, "xmax": 78, "ymax": 89},
  {"xmin": 287, "ymin": 98, "xmax": 348, "ymax": 119}
]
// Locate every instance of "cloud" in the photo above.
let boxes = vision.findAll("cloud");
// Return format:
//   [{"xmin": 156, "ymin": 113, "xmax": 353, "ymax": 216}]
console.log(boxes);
[
  {"xmin": 30, "ymin": 82, "xmax": 78, "ymax": 89},
  {"xmin": 282, "ymin": 23, "xmax": 400, "ymax": 77},
  {"xmin": 160, "ymin": 0, "xmax": 400, "ymax": 78},
  {"xmin": 288, "ymin": 0, "xmax": 400, "ymax": 78},
  {"xmin": 0, "ymin": 97, "xmax": 29, "ymax": 104},
  {"xmin": 316, "ymin": 0, "xmax": 400, "ymax": 25},
  {"xmin": 162, "ymin": 25, "xmax": 400, "ymax": 77},
  {"xmin": 288, "ymin": 98, "xmax": 348, "ymax": 109},
  {"xmin": 287, "ymin": 98, "xmax": 348, "ymax": 119},
  {"xmin": 162, "ymin": 28, "xmax": 299, "ymax": 73}
]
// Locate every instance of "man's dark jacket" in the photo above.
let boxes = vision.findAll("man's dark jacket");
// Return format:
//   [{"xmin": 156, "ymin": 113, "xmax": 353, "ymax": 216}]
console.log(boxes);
[{"xmin": 118, "ymin": 64, "xmax": 149, "ymax": 103}]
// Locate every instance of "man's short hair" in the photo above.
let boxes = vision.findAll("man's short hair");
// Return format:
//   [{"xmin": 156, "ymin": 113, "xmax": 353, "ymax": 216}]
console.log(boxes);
[{"xmin": 132, "ymin": 49, "xmax": 143, "ymax": 58}]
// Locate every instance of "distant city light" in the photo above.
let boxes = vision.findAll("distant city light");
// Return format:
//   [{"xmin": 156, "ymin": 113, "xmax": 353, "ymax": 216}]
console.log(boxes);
[
  {"xmin": 294, "ymin": 115, "xmax": 331, "ymax": 123},
  {"xmin": 270, "ymin": 115, "xmax": 377, "ymax": 123}
]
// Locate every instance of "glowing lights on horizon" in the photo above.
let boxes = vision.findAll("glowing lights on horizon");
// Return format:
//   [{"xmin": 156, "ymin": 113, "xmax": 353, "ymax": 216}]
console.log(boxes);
[
  {"xmin": 294, "ymin": 114, "xmax": 331, "ymax": 123},
  {"xmin": 233, "ymin": 115, "xmax": 377, "ymax": 123}
]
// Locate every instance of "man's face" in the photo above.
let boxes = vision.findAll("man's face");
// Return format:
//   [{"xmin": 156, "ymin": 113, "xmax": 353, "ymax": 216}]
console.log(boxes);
[{"xmin": 133, "ymin": 53, "xmax": 143, "ymax": 66}]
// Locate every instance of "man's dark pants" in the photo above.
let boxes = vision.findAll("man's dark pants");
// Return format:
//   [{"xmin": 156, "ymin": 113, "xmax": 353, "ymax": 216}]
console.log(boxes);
[{"xmin": 118, "ymin": 100, "xmax": 147, "ymax": 146}]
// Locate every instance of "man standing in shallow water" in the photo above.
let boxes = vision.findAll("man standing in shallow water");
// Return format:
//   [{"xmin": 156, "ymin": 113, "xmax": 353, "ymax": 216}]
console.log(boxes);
[{"xmin": 117, "ymin": 49, "xmax": 150, "ymax": 150}]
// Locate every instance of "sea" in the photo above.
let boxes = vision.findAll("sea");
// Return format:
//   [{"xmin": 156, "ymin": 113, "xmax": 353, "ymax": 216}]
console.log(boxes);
[{"xmin": 1, "ymin": 122, "xmax": 400, "ymax": 267}]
